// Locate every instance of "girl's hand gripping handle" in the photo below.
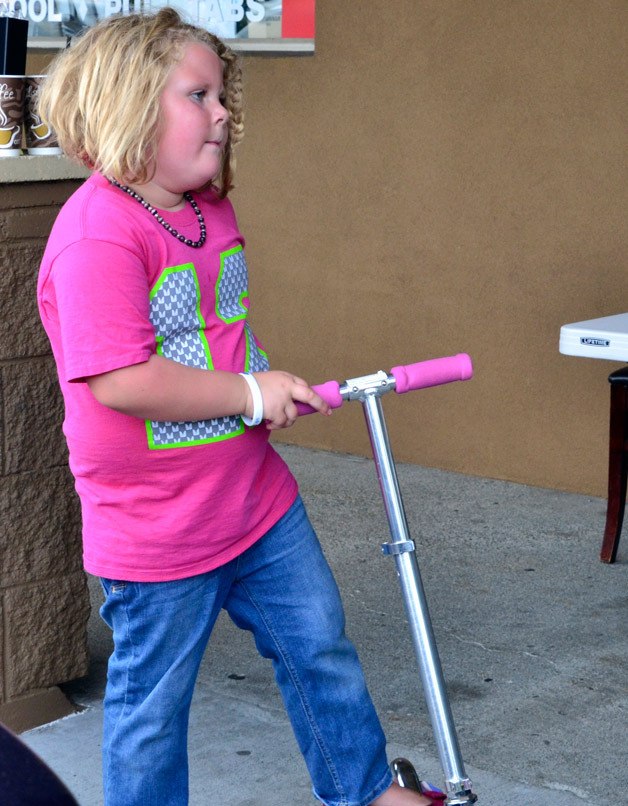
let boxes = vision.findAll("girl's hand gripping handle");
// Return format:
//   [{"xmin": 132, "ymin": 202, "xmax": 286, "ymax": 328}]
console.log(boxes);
[
  {"xmin": 294, "ymin": 381, "xmax": 344, "ymax": 416},
  {"xmin": 391, "ymin": 353, "xmax": 473, "ymax": 394}
]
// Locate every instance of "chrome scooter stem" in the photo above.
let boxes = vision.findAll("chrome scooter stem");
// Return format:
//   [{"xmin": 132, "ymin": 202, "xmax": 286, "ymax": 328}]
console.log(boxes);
[{"xmin": 359, "ymin": 387, "xmax": 476, "ymax": 805}]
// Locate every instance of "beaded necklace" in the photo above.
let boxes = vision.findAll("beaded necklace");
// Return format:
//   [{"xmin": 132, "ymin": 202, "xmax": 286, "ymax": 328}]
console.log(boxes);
[{"xmin": 108, "ymin": 178, "xmax": 207, "ymax": 248}]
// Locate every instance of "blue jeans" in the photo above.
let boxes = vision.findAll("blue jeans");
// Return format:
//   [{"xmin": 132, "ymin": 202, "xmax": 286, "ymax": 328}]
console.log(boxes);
[{"xmin": 99, "ymin": 496, "xmax": 393, "ymax": 806}]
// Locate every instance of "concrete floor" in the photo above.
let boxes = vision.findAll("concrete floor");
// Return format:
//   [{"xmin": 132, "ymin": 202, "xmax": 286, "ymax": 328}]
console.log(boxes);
[{"xmin": 23, "ymin": 444, "xmax": 628, "ymax": 805}]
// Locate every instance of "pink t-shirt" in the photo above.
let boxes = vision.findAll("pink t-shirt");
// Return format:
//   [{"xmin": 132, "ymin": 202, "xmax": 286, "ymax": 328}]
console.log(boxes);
[{"xmin": 37, "ymin": 173, "xmax": 298, "ymax": 581}]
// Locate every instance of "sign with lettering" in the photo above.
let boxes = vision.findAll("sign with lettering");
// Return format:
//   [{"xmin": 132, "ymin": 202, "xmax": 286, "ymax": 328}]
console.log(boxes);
[{"xmin": 19, "ymin": 0, "xmax": 315, "ymax": 52}]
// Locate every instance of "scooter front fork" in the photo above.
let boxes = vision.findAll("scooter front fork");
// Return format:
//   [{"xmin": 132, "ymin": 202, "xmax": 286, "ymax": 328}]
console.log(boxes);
[{"xmin": 359, "ymin": 391, "xmax": 477, "ymax": 805}]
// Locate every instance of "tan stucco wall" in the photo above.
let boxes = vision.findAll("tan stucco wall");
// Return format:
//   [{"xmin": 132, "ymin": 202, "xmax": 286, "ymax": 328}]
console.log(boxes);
[
  {"xmin": 27, "ymin": 1, "xmax": 627, "ymax": 496},
  {"xmin": 230, "ymin": 0, "xmax": 627, "ymax": 496}
]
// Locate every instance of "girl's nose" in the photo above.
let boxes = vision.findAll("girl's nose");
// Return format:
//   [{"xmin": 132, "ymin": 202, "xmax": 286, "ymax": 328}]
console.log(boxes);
[{"xmin": 213, "ymin": 99, "xmax": 227, "ymax": 123}]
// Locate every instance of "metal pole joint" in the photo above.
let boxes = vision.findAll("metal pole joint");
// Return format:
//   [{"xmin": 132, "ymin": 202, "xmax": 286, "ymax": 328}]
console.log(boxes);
[{"xmin": 381, "ymin": 540, "xmax": 416, "ymax": 555}]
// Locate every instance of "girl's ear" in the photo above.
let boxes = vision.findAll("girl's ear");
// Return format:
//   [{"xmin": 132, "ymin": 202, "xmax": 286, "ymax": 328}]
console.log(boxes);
[{"xmin": 79, "ymin": 151, "xmax": 95, "ymax": 170}]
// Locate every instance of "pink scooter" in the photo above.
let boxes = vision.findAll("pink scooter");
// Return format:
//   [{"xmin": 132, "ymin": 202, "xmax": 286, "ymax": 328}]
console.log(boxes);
[{"xmin": 297, "ymin": 354, "xmax": 478, "ymax": 806}]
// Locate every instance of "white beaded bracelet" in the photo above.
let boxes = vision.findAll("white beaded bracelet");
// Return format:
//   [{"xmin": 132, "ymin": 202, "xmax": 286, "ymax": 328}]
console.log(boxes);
[{"xmin": 239, "ymin": 372, "xmax": 264, "ymax": 427}]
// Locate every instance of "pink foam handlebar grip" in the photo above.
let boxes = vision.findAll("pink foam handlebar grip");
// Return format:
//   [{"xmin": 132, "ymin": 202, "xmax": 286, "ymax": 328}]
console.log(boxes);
[
  {"xmin": 391, "ymin": 353, "xmax": 473, "ymax": 394},
  {"xmin": 295, "ymin": 380, "xmax": 344, "ymax": 416}
]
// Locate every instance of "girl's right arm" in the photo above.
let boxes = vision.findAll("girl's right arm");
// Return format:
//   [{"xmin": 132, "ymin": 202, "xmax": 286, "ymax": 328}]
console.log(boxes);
[{"xmin": 86, "ymin": 354, "xmax": 330, "ymax": 430}]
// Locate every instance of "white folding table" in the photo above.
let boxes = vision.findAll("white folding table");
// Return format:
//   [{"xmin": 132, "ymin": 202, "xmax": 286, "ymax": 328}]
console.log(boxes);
[
  {"xmin": 560, "ymin": 312, "xmax": 628, "ymax": 362},
  {"xmin": 560, "ymin": 312, "xmax": 628, "ymax": 562}
]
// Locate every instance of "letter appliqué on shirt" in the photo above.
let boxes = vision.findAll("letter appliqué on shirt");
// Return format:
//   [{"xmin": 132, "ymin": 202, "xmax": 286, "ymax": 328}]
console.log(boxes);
[
  {"xmin": 146, "ymin": 249, "xmax": 268, "ymax": 450},
  {"xmin": 216, "ymin": 246, "xmax": 269, "ymax": 373}
]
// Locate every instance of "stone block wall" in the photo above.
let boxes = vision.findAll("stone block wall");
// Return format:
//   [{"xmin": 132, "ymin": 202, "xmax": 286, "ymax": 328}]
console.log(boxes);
[{"xmin": 0, "ymin": 178, "xmax": 90, "ymax": 732}]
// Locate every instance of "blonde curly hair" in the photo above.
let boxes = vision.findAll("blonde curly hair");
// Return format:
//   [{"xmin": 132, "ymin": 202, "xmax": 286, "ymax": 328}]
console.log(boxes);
[{"xmin": 38, "ymin": 7, "xmax": 244, "ymax": 197}]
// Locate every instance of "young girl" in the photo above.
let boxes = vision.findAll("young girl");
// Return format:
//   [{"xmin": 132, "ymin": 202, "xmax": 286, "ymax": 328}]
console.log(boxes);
[{"xmin": 37, "ymin": 9, "xmax": 434, "ymax": 806}]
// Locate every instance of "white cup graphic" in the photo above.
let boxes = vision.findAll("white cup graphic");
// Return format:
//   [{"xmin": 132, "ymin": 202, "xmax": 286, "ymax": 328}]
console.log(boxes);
[
  {"xmin": 0, "ymin": 75, "xmax": 24, "ymax": 156},
  {"xmin": 24, "ymin": 75, "xmax": 62, "ymax": 156}
]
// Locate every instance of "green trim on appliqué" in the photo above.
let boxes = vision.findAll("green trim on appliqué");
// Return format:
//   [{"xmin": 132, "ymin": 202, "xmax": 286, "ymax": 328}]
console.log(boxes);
[
  {"xmin": 215, "ymin": 244, "xmax": 249, "ymax": 324},
  {"xmin": 145, "ymin": 420, "xmax": 245, "ymax": 450},
  {"xmin": 244, "ymin": 326, "xmax": 269, "ymax": 372},
  {"xmin": 149, "ymin": 263, "xmax": 214, "ymax": 370}
]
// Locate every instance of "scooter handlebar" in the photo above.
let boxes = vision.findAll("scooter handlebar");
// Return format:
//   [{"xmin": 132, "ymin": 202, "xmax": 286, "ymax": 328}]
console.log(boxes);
[
  {"xmin": 391, "ymin": 353, "xmax": 473, "ymax": 394},
  {"xmin": 295, "ymin": 353, "xmax": 473, "ymax": 415}
]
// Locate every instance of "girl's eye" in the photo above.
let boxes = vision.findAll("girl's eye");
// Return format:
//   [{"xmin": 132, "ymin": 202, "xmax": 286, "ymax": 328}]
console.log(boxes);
[{"xmin": 191, "ymin": 90, "xmax": 207, "ymax": 102}]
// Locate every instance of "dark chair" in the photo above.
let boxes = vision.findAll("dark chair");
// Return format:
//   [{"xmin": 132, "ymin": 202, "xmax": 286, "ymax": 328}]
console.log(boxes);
[{"xmin": 601, "ymin": 366, "xmax": 628, "ymax": 563}]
